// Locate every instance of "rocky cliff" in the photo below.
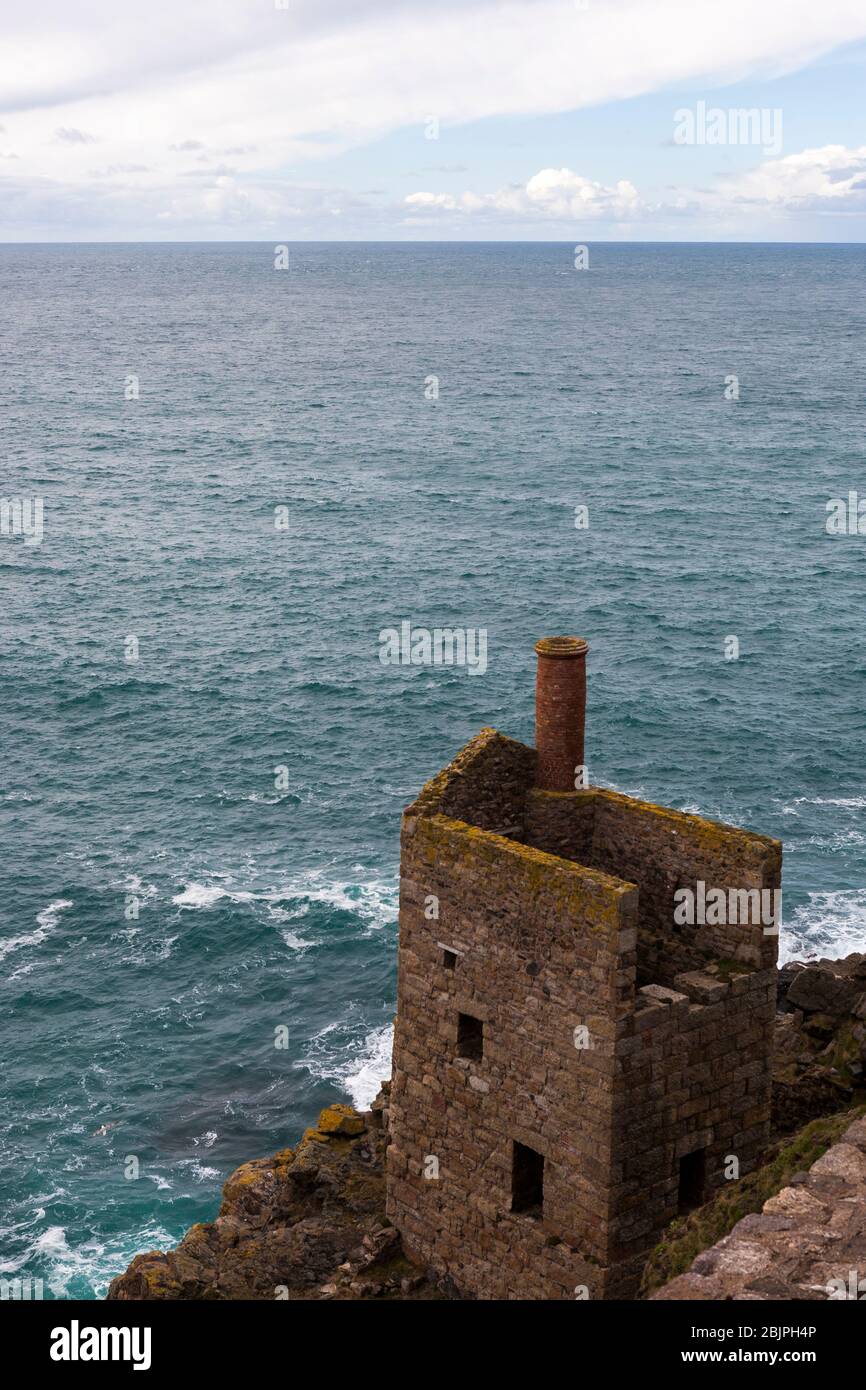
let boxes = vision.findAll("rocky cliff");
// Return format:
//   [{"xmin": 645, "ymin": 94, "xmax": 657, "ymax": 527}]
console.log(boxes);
[
  {"xmin": 108, "ymin": 1092, "xmax": 451, "ymax": 1301},
  {"xmin": 773, "ymin": 952, "xmax": 866, "ymax": 1131}
]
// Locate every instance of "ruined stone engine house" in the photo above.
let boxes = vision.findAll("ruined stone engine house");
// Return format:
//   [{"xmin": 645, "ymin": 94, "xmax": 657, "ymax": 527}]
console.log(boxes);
[{"xmin": 386, "ymin": 637, "xmax": 781, "ymax": 1299}]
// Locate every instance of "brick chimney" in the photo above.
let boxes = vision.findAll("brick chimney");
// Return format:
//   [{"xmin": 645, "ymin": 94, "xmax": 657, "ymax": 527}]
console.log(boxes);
[{"xmin": 534, "ymin": 636, "xmax": 589, "ymax": 791}]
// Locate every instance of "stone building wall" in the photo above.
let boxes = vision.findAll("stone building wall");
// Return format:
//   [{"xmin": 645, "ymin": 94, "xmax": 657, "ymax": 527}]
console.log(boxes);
[
  {"xmin": 386, "ymin": 727, "xmax": 782, "ymax": 1299},
  {"xmin": 608, "ymin": 966, "xmax": 778, "ymax": 1292},
  {"xmin": 386, "ymin": 808, "xmax": 634, "ymax": 1298}
]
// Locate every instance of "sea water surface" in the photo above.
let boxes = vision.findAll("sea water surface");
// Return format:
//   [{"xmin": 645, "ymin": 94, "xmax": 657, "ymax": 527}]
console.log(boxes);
[{"xmin": 1, "ymin": 242, "xmax": 865, "ymax": 1297}]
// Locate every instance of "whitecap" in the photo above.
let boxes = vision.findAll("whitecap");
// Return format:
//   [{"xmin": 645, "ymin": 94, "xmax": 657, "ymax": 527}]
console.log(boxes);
[
  {"xmin": 117, "ymin": 874, "xmax": 158, "ymax": 904},
  {"xmin": 297, "ymin": 1020, "xmax": 393, "ymax": 1111},
  {"xmin": 170, "ymin": 869, "xmax": 398, "ymax": 941},
  {"xmin": 781, "ymin": 889, "xmax": 866, "ymax": 964},
  {"xmin": 120, "ymin": 933, "xmax": 178, "ymax": 966},
  {"xmin": 783, "ymin": 795, "xmax": 866, "ymax": 812},
  {"xmin": 339, "ymin": 1025, "xmax": 394, "ymax": 1109},
  {"xmin": 178, "ymin": 1161, "xmax": 221, "ymax": 1182},
  {"xmin": 277, "ymin": 870, "xmax": 398, "ymax": 936},
  {"xmin": 171, "ymin": 882, "xmax": 229, "ymax": 909},
  {"xmin": 279, "ymin": 930, "xmax": 308, "ymax": 951},
  {"xmin": 0, "ymin": 899, "xmax": 72, "ymax": 963},
  {"xmin": 805, "ymin": 829, "xmax": 866, "ymax": 851},
  {"xmin": 37, "ymin": 899, "xmax": 73, "ymax": 931},
  {"xmin": 12, "ymin": 1218, "xmax": 179, "ymax": 1299}
]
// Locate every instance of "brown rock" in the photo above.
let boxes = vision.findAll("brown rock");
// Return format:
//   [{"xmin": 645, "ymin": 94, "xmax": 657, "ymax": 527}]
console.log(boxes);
[
  {"xmin": 316, "ymin": 1104, "xmax": 367, "ymax": 1137},
  {"xmin": 787, "ymin": 966, "xmax": 858, "ymax": 1018},
  {"xmin": 107, "ymin": 1102, "xmax": 443, "ymax": 1302}
]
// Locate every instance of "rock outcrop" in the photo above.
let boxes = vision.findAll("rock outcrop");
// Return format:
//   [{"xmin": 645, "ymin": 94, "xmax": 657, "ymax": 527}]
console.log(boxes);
[
  {"xmin": 773, "ymin": 952, "xmax": 866, "ymax": 1135},
  {"xmin": 108, "ymin": 1093, "xmax": 449, "ymax": 1301}
]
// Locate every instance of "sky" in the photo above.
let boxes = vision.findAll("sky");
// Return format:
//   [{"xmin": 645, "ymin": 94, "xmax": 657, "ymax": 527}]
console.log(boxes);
[{"xmin": 2, "ymin": 0, "xmax": 866, "ymax": 241}]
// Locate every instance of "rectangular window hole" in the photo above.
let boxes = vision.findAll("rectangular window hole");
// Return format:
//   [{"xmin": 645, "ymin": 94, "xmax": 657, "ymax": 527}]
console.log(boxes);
[
  {"xmin": 511, "ymin": 1141, "xmax": 544, "ymax": 1217},
  {"xmin": 456, "ymin": 1012, "xmax": 483, "ymax": 1060},
  {"xmin": 678, "ymin": 1147, "xmax": 707, "ymax": 1215},
  {"xmin": 442, "ymin": 948, "xmax": 458, "ymax": 971}
]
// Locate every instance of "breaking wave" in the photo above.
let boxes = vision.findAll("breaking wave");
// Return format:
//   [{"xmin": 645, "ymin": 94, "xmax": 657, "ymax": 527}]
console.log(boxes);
[
  {"xmin": 780, "ymin": 890, "xmax": 866, "ymax": 964},
  {"xmin": 0, "ymin": 900, "xmax": 73, "ymax": 964},
  {"xmin": 170, "ymin": 869, "xmax": 398, "ymax": 937},
  {"xmin": 296, "ymin": 1020, "xmax": 394, "ymax": 1111}
]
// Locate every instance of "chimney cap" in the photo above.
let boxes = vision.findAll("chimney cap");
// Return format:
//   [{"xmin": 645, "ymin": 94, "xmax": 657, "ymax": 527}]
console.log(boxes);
[{"xmin": 534, "ymin": 635, "xmax": 589, "ymax": 659}]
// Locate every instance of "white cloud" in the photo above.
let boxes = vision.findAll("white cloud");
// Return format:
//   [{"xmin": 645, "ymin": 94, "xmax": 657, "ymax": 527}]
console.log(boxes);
[
  {"xmin": 3, "ymin": 0, "xmax": 866, "ymax": 234},
  {"xmin": 720, "ymin": 143, "xmax": 866, "ymax": 209},
  {"xmin": 54, "ymin": 127, "xmax": 98, "ymax": 145},
  {"xmin": 522, "ymin": 168, "xmax": 641, "ymax": 218},
  {"xmin": 404, "ymin": 144, "xmax": 866, "ymax": 230},
  {"xmin": 406, "ymin": 168, "xmax": 643, "ymax": 222}
]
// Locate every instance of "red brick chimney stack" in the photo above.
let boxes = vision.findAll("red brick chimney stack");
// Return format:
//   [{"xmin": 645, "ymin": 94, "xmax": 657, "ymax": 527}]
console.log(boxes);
[{"xmin": 534, "ymin": 636, "xmax": 589, "ymax": 791}]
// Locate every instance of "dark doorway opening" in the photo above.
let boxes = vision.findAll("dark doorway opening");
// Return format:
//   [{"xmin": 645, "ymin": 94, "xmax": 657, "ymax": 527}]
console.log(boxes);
[
  {"xmin": 511, "ymin": 1141, "xmax": 544, "ymax": 1217},
  {"xmin": 456, "ymin": 1012, "xmax": 483, "ymax": 1060},
  {"xmin": 678, "ymin": 1147, "xmax": 707, "ymax": 1214}
]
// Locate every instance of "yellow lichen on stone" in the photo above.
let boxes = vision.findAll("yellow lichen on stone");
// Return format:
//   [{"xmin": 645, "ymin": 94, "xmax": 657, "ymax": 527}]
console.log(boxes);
[
  {"xmin": 301, "ymin": 1125, "xmax": 330, "ymax": 1144},
  {"xmin": 317, "ymin": 1104, "xmax": 366, "ymax": 1137}
]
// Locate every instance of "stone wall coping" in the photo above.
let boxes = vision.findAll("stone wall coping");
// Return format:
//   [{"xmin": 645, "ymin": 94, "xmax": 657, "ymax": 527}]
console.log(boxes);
[{"xmin": 417, "ymin": 809, "xmax": 639, "ymax": 903}]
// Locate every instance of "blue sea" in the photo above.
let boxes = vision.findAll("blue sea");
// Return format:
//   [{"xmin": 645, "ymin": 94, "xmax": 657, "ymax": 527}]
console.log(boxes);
[{"xmin": 1, "ymin": 242, "xmax": 865, "ymax": 1298}]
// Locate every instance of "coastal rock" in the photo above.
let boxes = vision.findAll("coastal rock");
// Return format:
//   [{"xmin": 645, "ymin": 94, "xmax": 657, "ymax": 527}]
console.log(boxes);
[
  {"xmin": 785, "ymin": 964, "xmax": 859, "ymax": 1017},
  {"xmin": 316, "ymin": 1103, "xmax": 367, "ymax": 1137},
  {"xmin": 772, "ymin": 957, "xmax": 866, "ymax": 1136},
  {"xmin": 107, "ymin": 1092, "xmax": 448, "ymax": 1302}
]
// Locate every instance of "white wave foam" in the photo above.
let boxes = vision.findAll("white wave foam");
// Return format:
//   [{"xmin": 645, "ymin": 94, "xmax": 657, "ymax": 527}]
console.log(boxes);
[
  {"xmin": 37, "ymin": 899, "xmax": 73, "ymax": 931},
  {"xmin": 172, "ymin": 882, "xmax": 232, "ymax": 909},
  {"xmin": 9, "ymin": 1218, "xmax": 180, "ymax": 1299},
  {"xmin": 177, "ymin": 1159, "xmax": 221, "ymax": 1182},
  {"xmin": 805, "ymin": 829, "xmax": 866, "ymax": 851},
  {"xmin": 340, "ymin": 1025, "xmax": 394, "ymax": 1109},
  {"xmin": 241, "ymin": 792, "xmax": 297, "ymax": 804},
  {"xmin": 170, "ymin": 870, "xmax": 398, "ymax": 940},
  {"xmin": 781, "ymin": 889, "xmax": 866, "ymax": 964},
  {"xmin": 0, "ymin": 899, "xmax": 72, "ymax": 963},
  {"xmin": 298, "ymin": 1021, "xmax": 394, "ymax": 1111},
  {"xmin": 119, "ymin": 874, "xmax": 158, "ymax": 904},
  {"xmin": 7, "ymin": 960, "xmax": 36, "ymax": 981},
  {"xmin": 278, "ymin": 928, "xmax": 308, "ymax": 951},
  {"xmin": 119, "ymin": 933, "xmax": 178, "ymax": 966},
  {"xmin": 782, "ymin": 795, "xmax": 866, "ymax": 812}
]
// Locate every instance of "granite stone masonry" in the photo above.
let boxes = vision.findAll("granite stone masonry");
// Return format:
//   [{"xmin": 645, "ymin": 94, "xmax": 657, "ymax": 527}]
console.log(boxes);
[{"xmin": 386, "ymin": 640, "xmax": 782, "ymax": 1300}]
